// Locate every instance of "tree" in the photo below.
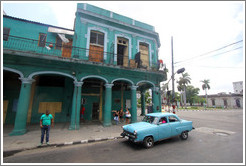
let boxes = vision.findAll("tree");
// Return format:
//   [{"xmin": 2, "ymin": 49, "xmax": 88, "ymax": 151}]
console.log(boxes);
[
  {"xmin": 185, "ymin": 85, "xmax": 200, "ymax": 106},
  {"xmin": 137, "ymin": 90, "xmax": 152, "ymax": 106},
  {"xmin": 201, "ymin": 79, "xmax": 210, "ymax": 108},
  {"xmin": 177, "ymin": 72, "xmax": 191, "ymax": 108}
]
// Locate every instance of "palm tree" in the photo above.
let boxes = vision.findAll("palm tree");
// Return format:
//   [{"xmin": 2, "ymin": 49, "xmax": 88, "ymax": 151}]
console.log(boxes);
[
  {"xmin": 177, "ymin": 72, "xmax": 191, "ymax": 108},
  {"xmin": 201, "ymin": 79, "xmax": 210, "ymax": 108}
]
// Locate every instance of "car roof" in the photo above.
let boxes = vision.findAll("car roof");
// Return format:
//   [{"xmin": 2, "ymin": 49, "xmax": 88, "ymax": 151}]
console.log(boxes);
[{"xmin": 146, "ymin": 112, "xmax": 176, "ymax": 117}]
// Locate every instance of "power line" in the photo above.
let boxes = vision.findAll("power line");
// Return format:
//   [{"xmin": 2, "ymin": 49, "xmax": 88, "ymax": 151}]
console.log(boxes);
[
  {"xmin": 174, "ymin": 40, "xmax": 243, "ymax": 64},
  {"xmin": 178, "ymin": 65, "xmax": 244, "ymax": 69},
  {"xmin": 174, "ymin": 46, "xmax": 243, "ymax": 67}
]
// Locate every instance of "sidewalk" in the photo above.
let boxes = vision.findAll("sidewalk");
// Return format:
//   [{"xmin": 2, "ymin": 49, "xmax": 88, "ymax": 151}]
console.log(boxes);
[{"xmin": 2, "ymin": 115, "xmax": 144, "ymax": 156}]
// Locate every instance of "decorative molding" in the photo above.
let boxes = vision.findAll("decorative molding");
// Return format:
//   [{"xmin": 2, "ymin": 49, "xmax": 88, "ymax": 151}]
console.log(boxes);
[
  {"xmin": 3, "ymin": 67, "xmax": 24, "ymax": 78},
  {"xmin": 137, "ymin": 40, "xmax": 152, "ymax": 67},
  {"xmin": 114, "ymin": 34, "xmax": 132, "ymax": 61},
  {"xmin": 80, "ymin": 75, "xmax": 108, "ymax": 83},
  {"xmin": 111, "ymin": 78, "xmax": 134, "ymax": 85},
  {"xmin": 152, "ymin": 87, "xmax": 159, "ymax": 92},
  {"xmin": 136, "ymin": 80, "xmax": 155, "ymax": 88},
  {"xmin": 77, "ymin": 9, "xmax": 159, "ymax": 41},
  {"xmin": 74, "ymin": 81, "xmax": 83, "ymax": 87},
  {"xmin": 85, "ymin": 26, "xmax": 108, "ymax": 60},
  {"xmin": 109, "ymin": 27, "xmax": 114, "ymax": 32},
  {"xmin": 28, "ymin": 71, "xmax": 77, "ymax": 81},
  {"xmin": 105, "ymin": 83, "xmax": 114, "ymax": 88},
  {"xmin": 80, "ymin": 17, "xmax": 158, "ymax": 47},
  {"xmin": 131, "ymin": 86, "xmax": 138, "ymax": 91},
  {"xmin": 19, "ymin": 78, "xmax": 35, "ymax": 84}
]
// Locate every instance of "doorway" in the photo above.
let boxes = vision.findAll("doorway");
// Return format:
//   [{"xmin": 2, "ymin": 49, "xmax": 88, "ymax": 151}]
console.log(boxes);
[
  {"xmin": 62, "ymin": 39, "xmax": 73, "ymax": 58},
  {"xmin": 139, "ymin": 42, "xmax": 149, "ymax": 69},
  {"xmin": 92, "ymin": 103, "xmax": 99, "ymax": 120},
  {"xmin": 236, "ymin": 99, "xmax": 241, "ymax": 108},
  {"xmin": 117, "ymin": 37, "xmax": 128, "ymax": 67}
]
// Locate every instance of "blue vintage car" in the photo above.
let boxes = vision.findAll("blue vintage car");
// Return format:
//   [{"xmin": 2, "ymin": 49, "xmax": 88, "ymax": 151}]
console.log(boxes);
[{"xmin": 121, "ymin": 112, "xmax": 195, "ymax": 148}]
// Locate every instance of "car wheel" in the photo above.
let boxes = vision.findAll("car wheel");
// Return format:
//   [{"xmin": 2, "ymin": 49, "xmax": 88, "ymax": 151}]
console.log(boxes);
[
  {"xmin": 180, "ymin": 131, "xmax": 188, "ymax": 140},
  {"xmin": 143, "ymin": 136, "xmax": 154, "ymax": 148}
]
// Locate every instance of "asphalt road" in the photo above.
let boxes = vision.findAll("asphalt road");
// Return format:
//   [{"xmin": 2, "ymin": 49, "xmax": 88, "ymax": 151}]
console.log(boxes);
[{"xmin": 3, "ymin": 109, "xmax": 244, "ymax": 163}]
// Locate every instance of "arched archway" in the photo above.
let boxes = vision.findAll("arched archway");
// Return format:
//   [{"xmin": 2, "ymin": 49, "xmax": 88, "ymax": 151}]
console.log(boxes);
[
  {"xmin": 80, "ymin": 75, "xmax": 108, "ymax": 83},
  {"xmin": 3, "ymin": 67, "xmax": 24, "ymax": 78},
  {"xmin": 136, "ymin": 80, "xmax": 158, "ymax": 115},
  {"xmin": 26, "ymin": 71, "xmax": 77, "ymax": 125},
  {"xmin": 3, "ymin": 69, "xmax": 22, "ymax": 124},
  {"xmin": 80, "ymin": 76, "xmax": 108, "ymax": 122},
  {"xmin": 28, "ymin": 71, "xmax": 76, "ymax": 81},
  {"xmin": 111, "ymin": 78, "xmax": 134, "ymax": 86}
]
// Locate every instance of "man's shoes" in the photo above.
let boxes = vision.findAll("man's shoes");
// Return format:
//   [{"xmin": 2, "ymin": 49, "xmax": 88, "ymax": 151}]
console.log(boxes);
[
  {"xmin": 39, "ymin": 143, "xmax": 43, "ymax": 146},
  {"xmin": 46, "ymin": 142, "xmax": 49, "ymax": 145}
]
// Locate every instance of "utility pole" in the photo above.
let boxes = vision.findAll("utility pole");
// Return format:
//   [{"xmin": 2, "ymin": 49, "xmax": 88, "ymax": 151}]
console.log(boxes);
[{"xmin": 171, "ymin": 36, "xmax": 174, "ymax": 102}]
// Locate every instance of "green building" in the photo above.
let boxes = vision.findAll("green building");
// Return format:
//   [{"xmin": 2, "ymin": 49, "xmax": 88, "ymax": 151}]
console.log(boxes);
[{"xmin": 3, "ymin": 3, "xmax": 167, "ymax": 135}]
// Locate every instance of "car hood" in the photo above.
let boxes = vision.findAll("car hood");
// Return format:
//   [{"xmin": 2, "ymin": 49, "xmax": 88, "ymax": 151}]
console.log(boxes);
[{"xmin": 123, "ymin": 122, "xmax": 153, "ymax": 133}]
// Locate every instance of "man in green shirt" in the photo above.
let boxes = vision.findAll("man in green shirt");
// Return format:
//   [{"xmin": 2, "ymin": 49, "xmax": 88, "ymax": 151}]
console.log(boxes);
[{"xmin": 40, "ymin": 110, "xmax": 54, "ymax": 146}]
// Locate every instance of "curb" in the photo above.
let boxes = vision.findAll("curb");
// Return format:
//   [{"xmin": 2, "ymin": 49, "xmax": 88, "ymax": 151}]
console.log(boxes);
[{"xmin": 3, "ymin": 136, "xmax": 123, "ymax": 158}]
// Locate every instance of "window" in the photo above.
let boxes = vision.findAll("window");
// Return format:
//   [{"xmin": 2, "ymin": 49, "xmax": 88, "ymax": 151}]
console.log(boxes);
[
  {"xmin": 38, "ymin": 33, "xmax": 47, "ymax": 47},
  {"xmin": 212, "ymin": 99, "xmax": 215, "ymax": 106},
  {"xmin": 3, "ymin": 27, "xmax": 10, "ymax": 41},
  {"xmin": 142, "ymin": 116, "xmax": 158, "ymax": 124},
  {"xmin": 55, "ymin": 36, "xmax": 62, "ymax": 50},
  {"xmin": 159, "ymin": 117, "xmax": 167, "ymax": 124},
  {"xmin": 90, "ymin": 31, "xmax": 104, "ymax": 46},
  {"xmin": 168, "ymin": 116, "xmax": 179, "ymax": 123}
]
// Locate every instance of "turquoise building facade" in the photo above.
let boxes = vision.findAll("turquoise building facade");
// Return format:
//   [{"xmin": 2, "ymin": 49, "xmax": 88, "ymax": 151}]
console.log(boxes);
[{"xmin": 3, "ymin": 3, "xmax": 166, "ymax": 135}]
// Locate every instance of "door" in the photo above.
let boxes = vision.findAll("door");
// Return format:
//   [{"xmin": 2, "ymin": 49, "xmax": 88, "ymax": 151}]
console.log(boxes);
[
  {"xmin": 168, "ymin": 116, "xmax": 181, "ymax": 136},
  {"xmin": 62, "ymin": 39, "xmax": 73, "ymax": 58},
  {"xmin": 139, "ymin": 43, "xmax": 149, "ymax": 69},
  {"xmin": 158, "ymin": 117, "xmax": 171, "ymax": 140},
  {"xmin": 117, "ymin": 37, "xmax": 128, "ymax": 67},
  {"xmin": 3, "ymin": 100, "xmax": 9, "ymax": 124},
  {"xmin": 89, "ymin": 45, "xmax": 104, "ymax": 62},
  {"xmin": 92, "ymin": 103, "xmax": 99, "ymax": 120}
]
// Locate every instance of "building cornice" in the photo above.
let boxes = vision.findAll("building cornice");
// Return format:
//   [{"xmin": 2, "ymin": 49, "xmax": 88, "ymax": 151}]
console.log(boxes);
[{"xmin": 77, "ymin": 9, "xmax": 161, "ymax": 47}]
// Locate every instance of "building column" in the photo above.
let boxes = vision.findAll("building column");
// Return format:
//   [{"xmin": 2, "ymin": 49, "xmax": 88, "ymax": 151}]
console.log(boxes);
[
  {"xmin": 152, "ymin": 87, "xmax": 160, "ymax": 113},
  {"xmin": 131, "ymin": 85, "xmax": 138, "ymax": 123},
  {"xmin": 141, "ymin": 90, "xmax": 146, "ymax": 116},
  {"xmin": 103, "ymin": 83, "xmax": 114, "ymax": 127},
  {"xmin": 69, "ymin": 81, "xmax": 83, "ymax": 130},
  {"xmin": 9, "ymin": 78, "xmax": 35, "ymax": 136}
]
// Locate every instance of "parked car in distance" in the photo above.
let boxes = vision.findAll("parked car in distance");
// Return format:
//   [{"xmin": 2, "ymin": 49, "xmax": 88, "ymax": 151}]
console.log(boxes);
[{"xmin": 121, "ymin": 112, "xmax": 195, "ymax": 148}]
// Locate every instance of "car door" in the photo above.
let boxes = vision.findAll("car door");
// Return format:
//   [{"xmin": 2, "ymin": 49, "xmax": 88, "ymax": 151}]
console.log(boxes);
[
  {"xmin": 158, "ymin": 117, "xmax": 171, "ymax": 140},
  {"xmin": 168, "ymin": 115, "xmax": 181, "ymax": 136}
]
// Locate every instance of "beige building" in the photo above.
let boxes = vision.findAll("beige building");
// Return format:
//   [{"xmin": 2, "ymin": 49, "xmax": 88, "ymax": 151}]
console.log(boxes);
[{"xmin": 200, "ymin": 92, "xmax": 243, "ymax": 109}]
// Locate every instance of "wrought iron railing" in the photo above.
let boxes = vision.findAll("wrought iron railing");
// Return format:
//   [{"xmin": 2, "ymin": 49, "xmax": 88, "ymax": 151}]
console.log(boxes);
[{"xmin": 3, "ymin": 35, "xmax": 159, "ymax": 71}]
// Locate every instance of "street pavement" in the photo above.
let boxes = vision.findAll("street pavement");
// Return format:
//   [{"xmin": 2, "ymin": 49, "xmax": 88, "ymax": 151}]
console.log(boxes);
[{"xmin": 2, "ymin": 108, "xmax": 242, "ymax": 157}]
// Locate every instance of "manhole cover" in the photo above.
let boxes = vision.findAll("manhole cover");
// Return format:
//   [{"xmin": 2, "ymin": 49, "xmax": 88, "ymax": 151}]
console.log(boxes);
[{"xmin": 213, "ymin": 132, "xmax": 230, "ymax": 136}]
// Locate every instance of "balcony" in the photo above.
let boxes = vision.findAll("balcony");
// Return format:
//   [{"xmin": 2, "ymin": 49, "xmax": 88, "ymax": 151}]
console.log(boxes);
[{"xmin": 3, "ymin": 35, "xmax": 160, "ymax": 72}]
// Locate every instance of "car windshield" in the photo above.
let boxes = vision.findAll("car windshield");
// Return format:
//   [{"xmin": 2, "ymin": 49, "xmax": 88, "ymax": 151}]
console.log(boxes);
[{"xmin": 142, "ymin": 116, "xmax": 158, "ymax": 124}]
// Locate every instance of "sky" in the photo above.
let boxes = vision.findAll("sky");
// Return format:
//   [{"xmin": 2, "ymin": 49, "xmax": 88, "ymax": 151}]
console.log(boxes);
[{"xmin": 2, "ymin": 1, "xmax": 245, "ymax": 95}]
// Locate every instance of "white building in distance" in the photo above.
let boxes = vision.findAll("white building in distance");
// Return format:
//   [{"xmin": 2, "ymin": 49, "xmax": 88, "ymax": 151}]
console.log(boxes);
[{"xmin": 233, "ymin": 81, "xmax": 243, "ymax": 94}]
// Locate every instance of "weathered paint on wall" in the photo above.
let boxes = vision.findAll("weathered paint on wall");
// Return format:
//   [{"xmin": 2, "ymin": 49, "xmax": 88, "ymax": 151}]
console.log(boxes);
[{"xmin": 3, "ymin": 3, "xmax": 166, "ymax": 130}]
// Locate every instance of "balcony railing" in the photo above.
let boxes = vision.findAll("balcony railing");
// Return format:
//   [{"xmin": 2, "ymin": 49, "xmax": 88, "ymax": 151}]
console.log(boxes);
[{"xmin": 3, "ymin": 35, "xmax": 159, "ymax": 71}]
